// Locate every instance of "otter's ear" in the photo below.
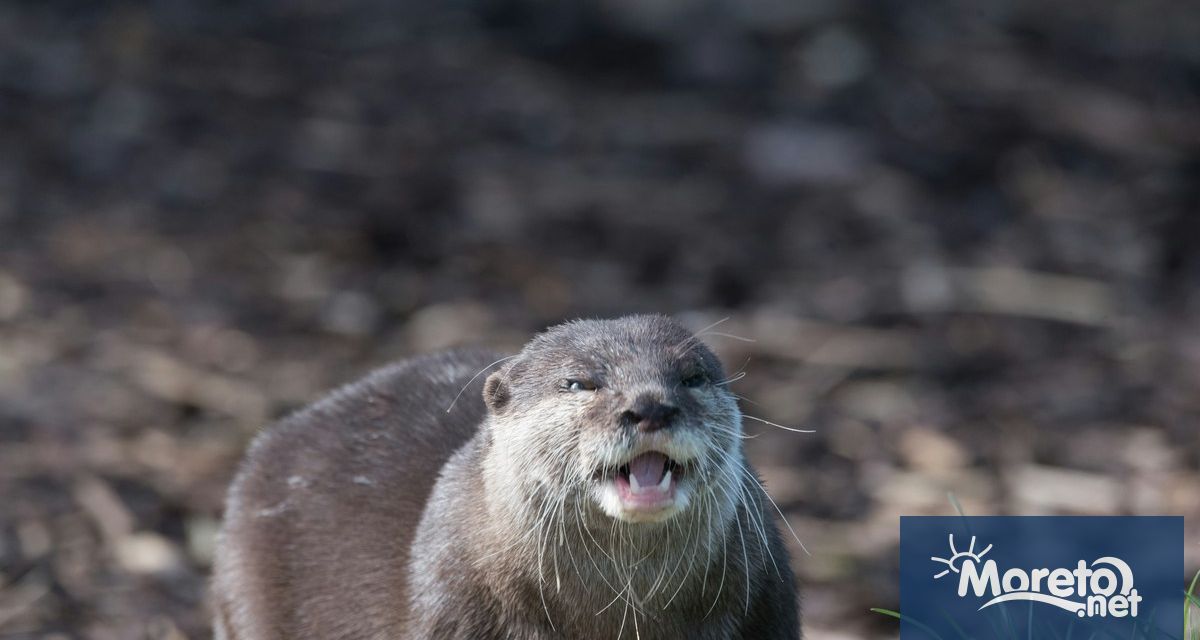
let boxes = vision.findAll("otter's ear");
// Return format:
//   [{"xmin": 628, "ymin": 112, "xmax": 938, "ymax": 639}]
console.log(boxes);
[{"xmin": 483, "ymin": 371, "xmax": 511, "ymax": 413}]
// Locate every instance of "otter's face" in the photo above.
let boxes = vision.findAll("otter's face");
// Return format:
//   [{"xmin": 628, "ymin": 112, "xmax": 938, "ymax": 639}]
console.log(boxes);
[{"xmin": 483, "ymin": 316, "xmax": 743, "ymax": 525}]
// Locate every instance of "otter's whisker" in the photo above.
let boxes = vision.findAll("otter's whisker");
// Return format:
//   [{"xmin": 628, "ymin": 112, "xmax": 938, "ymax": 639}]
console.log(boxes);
[
  {"xmin": 530, "ymin": 471, "xmax": 570, "ymax": 631},
  {"xmin": 631, "ymin": 598, "xmax": 642, "ymax": 640},
  {"xmin": 688, "ymin": 316, "xmax": 731, "ymax": 341},
  {"xmin": 707, "ymin": 423, "xmax": 759, "ymax": 440},
  {"xmin": 732, "ymin": 497, "xmax": 751, "ymax": 616},
  {"xmin": 713, "ymin": 371, "xmax": 747, "ymax": 386},
  {"xmin": 703, "ymin": 455, "xmax": 740, "ymax": 619},
  {"xmin": 575, "ymin": 502, "xmax": 624, "ymax": 605},
  {"xmin": 616, "ymin": 578, "xmax": 632, "ymax": 640},
  {"xmin": 444, "ymin": 355, "xmax": 517, "ymax": 413},
  {"xmin": 664, "ymin": 489, "xmax": 708, "ymax": 609},
  {"xmin": 731, "ymin": 392, "xmax": 765, "ymax": 408},
  {"xmin": 742, "ymin": 466, "xmax": 811, "ymax": 557},
  {"xmin": 741, "ymin": 413, "xmax": 816, "ymax": 434},
  {"xmin": 697, "ymin": 489, "xmax": 716, "ymax": 599},
  {"xmin": 596, "ymin": 586, "xmax": 626, "ymax": 615},
  {"xmin": 649, "ymin": 508, "xmax": 688, "ymax": 604},
  {"xmin": 696, "ymin": 330, "xmax": 756, "ymax": 343},
  {"xmin": 735, "ymin": 465, "xmax": 782, "ymax": 579}
]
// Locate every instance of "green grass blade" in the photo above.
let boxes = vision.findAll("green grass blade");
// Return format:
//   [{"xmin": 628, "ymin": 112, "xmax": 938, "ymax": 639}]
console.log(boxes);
[
  {"xmin": 871, "ymin": 608, "xmax": 948, "ymax": 640},
  {"xmin": 1186, "ymin": 568, "xmax": 1200, "ymax": 640}
]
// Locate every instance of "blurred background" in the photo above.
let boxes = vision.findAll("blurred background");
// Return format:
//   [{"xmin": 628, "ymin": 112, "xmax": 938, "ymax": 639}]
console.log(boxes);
[{"xmin": 1, "ymin": 0, "xmax": 1198, "ymax": 637}]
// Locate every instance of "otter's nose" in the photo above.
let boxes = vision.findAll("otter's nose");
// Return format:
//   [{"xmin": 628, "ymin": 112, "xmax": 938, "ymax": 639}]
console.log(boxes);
[{"xmin": 620, "ymin": 398, "xmax": 681, "ymax": 433}]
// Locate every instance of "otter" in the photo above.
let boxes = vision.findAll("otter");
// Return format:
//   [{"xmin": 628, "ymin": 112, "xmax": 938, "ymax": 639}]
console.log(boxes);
[{"xmin": 212, "ymin": 315, "xmax": 799, "ymax": 639}]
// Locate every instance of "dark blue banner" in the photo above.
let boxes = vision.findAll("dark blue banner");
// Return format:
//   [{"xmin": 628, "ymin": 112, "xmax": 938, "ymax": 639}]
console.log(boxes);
[{"xmin": 900, "ymin": 516, "xmax": 1184, "ymax": 639}]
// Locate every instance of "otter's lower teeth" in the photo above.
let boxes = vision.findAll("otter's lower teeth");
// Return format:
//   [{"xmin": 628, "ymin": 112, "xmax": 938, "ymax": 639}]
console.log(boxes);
[{"xmin": 627, "ymin": 468, "xmax": 672, "ymax": 495}]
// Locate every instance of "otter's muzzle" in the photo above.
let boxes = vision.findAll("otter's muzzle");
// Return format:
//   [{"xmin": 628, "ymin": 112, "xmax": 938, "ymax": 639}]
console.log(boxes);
[{"xmin": 619, "ymin": 396, "xmax": 680, "ymax": 433}]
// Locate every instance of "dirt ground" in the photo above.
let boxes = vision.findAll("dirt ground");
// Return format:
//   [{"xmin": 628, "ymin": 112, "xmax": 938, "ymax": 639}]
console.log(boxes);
[{"xmin": 1, "ymin": 1, "xmax": 1199, "ymax": 638}]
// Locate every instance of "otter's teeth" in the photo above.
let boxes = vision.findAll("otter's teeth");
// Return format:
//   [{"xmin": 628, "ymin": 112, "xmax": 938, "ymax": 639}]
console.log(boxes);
[
  {"xmin": 629, "ymin": 470, "xmax": 642, "ymax": 493},
  {"xmin": 657, "ymin": 468, "xmax": 672, "ymax": 492}
]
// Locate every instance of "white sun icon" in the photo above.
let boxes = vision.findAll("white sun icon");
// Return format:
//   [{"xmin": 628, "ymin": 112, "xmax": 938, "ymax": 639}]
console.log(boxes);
[{"xmin": 930, "ymin": 534, "xmax": 992, "ymax": 579}]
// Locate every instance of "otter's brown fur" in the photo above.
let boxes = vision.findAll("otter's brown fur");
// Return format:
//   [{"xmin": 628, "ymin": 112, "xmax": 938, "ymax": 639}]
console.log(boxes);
[{"xmin": 213, "ymin": 315, "xmax": 799, "ymax": 639}]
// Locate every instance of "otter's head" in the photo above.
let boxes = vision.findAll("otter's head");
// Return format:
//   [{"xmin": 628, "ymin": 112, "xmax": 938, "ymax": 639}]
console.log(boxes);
[{"xmin": 482, "ymin": 315, "xmax": 743, "ymax": 526}]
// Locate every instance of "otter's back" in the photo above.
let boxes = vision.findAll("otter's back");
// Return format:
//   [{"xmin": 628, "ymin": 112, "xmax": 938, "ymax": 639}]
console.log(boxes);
[{"xmin": 212, "ymin": 348, "xmax": 500, "ymax": 639}]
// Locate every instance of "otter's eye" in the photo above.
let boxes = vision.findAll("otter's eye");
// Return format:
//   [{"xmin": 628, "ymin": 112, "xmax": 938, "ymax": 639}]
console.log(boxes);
[
  {"xmin": 563, "ymin": 379, "xmax": 597, "ymax": 392},
  {"xmin": 681, "ymin": 373, "xmax": 709, "ymax": 388}
]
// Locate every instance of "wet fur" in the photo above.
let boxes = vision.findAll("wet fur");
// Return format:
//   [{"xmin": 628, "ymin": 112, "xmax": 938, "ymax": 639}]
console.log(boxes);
[{"xmin": 213, "ymin": 316, "xmax": 799, "ymax": 639}]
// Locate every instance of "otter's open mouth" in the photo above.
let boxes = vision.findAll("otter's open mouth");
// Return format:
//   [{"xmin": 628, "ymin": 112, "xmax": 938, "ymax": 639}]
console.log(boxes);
[{"xmin": 607, "ymin": 451, "xmax": 684, "ymax": 515}]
